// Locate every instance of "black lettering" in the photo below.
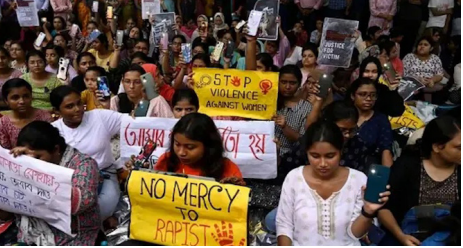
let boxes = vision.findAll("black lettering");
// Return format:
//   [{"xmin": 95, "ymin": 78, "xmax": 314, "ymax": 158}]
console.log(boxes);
[
  {"xmin": 208, "ymin": 185, "xmax": 222, "ymax": 211},
  {"xmin": 224, "ymin": 75, "xmax": 231, "ymax": 86},
  {"xmin": 244, "ymin": 77, "xmax": 251, "ymax": 88},
  {"xmin": 189, "ymin": 183, "xmax": 198, "ymax": 207},
  {"xmin": 176, "ymin": 206, "xmax": 187, "ymax": 220},
  {"xmin": 154, "ymin": 178, "xmax": 166, "ymax": 199},
  {"xmin": 214, "ymin": 74, "xmax": 221, "ymax": 85},
  {"xmin": 197, "ymin": 183, "xmax": 208, "ymax": 210},
  {"xmin": 173, "ymin": 181, "xmax": 188, "ymax": 205},
  {"xmin": 225, "ymin": 188, "xmax": 240, "ymax": 213},
  {"xmin": 141, "ymin": 178, "xmax": 154, "ymax": 197},
  {"xmin": 188, "ymin": 210, "xmax": 199, "ymax": 221}
]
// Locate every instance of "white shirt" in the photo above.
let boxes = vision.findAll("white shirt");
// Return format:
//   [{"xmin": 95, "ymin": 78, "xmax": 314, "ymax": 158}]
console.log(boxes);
[
  {"xmin": 276, "ymin": 166, "xmax": 367, "ymax": 246},
  {"xmin": 427, "ymin": 0, "xmax": 454, "ymax": 28},
  {"xmin": 52, "ymin": 110, "xmax": 123, "ymax": 170},
  {"xmin": 284, "ymin": 46, "xmax": 303, "ymax": 66}
]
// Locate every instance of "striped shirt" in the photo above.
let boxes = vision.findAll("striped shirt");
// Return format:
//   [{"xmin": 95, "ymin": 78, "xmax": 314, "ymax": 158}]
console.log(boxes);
[{"xmin": 275, "ymin": 100, "xmax": 312, "ymax": 155}]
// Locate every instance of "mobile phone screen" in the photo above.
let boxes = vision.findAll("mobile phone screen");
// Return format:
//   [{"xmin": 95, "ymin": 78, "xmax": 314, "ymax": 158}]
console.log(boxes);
[{"xmin": 97, "ymin": 76, "xmax": 111, "ymax": 99}]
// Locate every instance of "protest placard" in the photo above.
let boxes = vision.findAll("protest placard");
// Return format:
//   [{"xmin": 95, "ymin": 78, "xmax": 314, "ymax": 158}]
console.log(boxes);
[
  {"xmin": 0, "ymin": 147, "xmax": 74, "ymax": 235},
  {"xmin": 141, "ymin": 0, "xmax": 161, "ymax": 20},
  {"xmin": 152, "ymin": 12, "xmax": 176, "ymax": 42},
  {"xmin": 192, "ymin": 68, "xmax": 279, "ymax": 120},
  {"xmin": 128, "ymin": 170, "xmax": 250, "ymax": 246},
  {"xmin": 16, "ymin": 0, "xmax": 39, "ymax": 27},
  {"xmin": 398, "ymin": 76, "xmax": 425, "ymax": 101},
  {"xmin": 317, "ymin": 18, "xmax": 359, "ymax": 68},
  {"xmin": 253, "ymin": 0, "xmax": 280, "ymax": 41},
  {"xmin": 389, "ymin": 105, "xmax": 425, "ymax": 130},
  {"xmin": 120, "ymin": 116, "xmax": 277, "ymax": 179}
]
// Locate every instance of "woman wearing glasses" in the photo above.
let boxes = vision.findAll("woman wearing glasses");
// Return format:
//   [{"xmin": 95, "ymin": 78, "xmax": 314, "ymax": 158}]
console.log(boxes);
[
  {"xmin": 110, "ymin": 64, "xmax": 173, "ymax": 117},
  {"xmin": 344, "ymin": 78, "xmax": 394, "ymax": 173}
]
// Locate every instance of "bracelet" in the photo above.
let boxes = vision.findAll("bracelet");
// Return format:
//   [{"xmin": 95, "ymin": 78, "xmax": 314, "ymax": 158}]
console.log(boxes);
[{"xmin": 361, "ymin": 207, "xmax": 377, "ymax": 219}]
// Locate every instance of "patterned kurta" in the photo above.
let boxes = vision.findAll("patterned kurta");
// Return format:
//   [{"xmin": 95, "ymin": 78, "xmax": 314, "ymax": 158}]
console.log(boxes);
[
  {"xmin": 52, "ymin": 148, "xmax": 100, "ymax": 245},
  {"xmin": 0, "ymin": 110, "xmax": 53, "ymax": 149}
]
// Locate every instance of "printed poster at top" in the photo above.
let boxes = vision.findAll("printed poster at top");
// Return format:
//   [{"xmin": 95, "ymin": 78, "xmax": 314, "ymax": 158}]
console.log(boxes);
[
  {"xmin": 0, "ymin": 147, "xmax": 74, "ymax": 235},
  {"xmin": 142, "ymin": 0, "xmax": 161, "ymax": 20},
  {"xmin": 253, "ymin": 0, "xmax": 280, "ymax": 41},
  {"xmin": 192, "ymin": 68, "xmax": 279, "ymax": 120},
  {"xmin": 153, "ymin": 12, "xmax": 176, "ymax": 42},
  {"xmin": 128, "ymin": 170, "xmax": 250, "ymax": 246},
  {"xmin": 317, "ymin": 18, "xmax": 359, "ymax": 68},
  {"xmin": 16, "ymin": 0, "xmax": 39, "ymax": 27}
]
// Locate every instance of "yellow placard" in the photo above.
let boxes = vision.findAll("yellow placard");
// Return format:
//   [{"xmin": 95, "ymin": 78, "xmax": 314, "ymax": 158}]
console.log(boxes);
[
  {"xmin": 193, "ymin": 68, "xmax": 279, "ymax": 120},
  {"xmin": 388, "ymin": 105, "xmax": 425, "ymax": 130},
  {"xmin": 127, "ymin": 171, "xmax": 250, "ymax": 246}
]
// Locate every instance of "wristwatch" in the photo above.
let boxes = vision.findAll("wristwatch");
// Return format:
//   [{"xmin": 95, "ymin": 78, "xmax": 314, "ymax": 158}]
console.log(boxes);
[{"xmin": 361, "ymin": 207, "xmax": 377, "ymax": 219}]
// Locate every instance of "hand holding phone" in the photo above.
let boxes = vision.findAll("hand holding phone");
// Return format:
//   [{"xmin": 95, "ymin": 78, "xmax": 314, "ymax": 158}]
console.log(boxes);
[
  {"xmin": 364, "ymin": 164, "xmax": 390, "ymax": 204},
  {"xmin": 97, "ymin": 76, "xmax": 111, "ymax": 99},
  {"xmin": 211, "ymin": 41, "xmax": 224, "ymax": 62},
  {"xmin": 134, "ymin": 100, "xmax": 150, "ymax": 117},
  {"xmin": 247, "ymin": 10, "xmax": 263, "ymax": 36},
  {"xmin": 318, "ymin": 74, "xmax": 333, "ymax": 99},
  {"xmin": 181, "ymin": 43, "xmax": 192, "ymax": 63},
  {"xmin": 140, "ymin": 73, "xmax": 159, "ymax": 100}
]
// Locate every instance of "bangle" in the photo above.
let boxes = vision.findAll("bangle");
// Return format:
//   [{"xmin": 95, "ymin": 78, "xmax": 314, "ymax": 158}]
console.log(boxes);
[{"xmin": 361, "ymin": 207, "xmax": 377, "ymax": 219}]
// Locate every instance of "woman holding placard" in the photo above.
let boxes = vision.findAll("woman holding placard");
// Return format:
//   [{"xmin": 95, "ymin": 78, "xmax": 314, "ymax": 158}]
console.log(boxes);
[
  {"xmin": 10, "ymin": 121, "xmax": 100, "ymax": 245},
  {"xmin": 125, "ymin": 112, "xmax": 244, "ymax": 185}
]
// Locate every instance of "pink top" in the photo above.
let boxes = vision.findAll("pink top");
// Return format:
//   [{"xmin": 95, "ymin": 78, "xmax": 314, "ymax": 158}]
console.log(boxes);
[
  {"xmin": 0, "ymin": 69, "xmax": 23, "ymax": 97},
  {"xmin": 0, "ymin": 109, "xmax": 53, "ymax": 149},
  {"xmin": 369, "ymin": 0, "xmax": 397, "ymax": 33},
  {"xmin": 273, "ymin": 35, "xmax": 291, "ymax": 69},
  {"xmin": 50, "ymin": 0, "xmax": 72, "ymax": 19},
  {"xmin": 110, "ymin": 95, "xmax": 174, "ymax": 118},
  {"xmin": 295, "ymin": 0, "xmax": 323, "ymax": 9}
]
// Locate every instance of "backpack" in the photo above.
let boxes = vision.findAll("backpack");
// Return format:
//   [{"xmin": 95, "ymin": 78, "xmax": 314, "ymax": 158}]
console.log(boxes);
[{"xmin": 401, "ymin": 204, "xmax": 452, "ymax": 242}]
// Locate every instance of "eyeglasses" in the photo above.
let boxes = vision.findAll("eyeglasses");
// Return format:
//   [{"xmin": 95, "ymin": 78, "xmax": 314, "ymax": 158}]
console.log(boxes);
[{"xmin": 356, "ymin": 92, "xmax": 377, "ymax": 100}]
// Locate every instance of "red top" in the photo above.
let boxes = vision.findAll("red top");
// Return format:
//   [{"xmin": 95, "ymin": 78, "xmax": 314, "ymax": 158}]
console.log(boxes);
[
  {"xmin": 155, "ymin": 152, "xmax": 243, "ymax": 179},
  {"xmin": 159, "ymin": 83, "xmax": 175, "ymax": 106}
]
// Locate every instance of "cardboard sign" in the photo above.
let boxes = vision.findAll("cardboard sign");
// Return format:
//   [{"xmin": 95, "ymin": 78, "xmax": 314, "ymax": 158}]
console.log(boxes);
[
  {"xmin": 389, "ymin": 105, "xmax": 425, "ymax": 130},
  {"xmin": 318, "ymin": 18, "xmax": 359, "ymax": 68},
  {"xmin": 0, "ymin": 147, "xmax": 74, "ymax": 235},
  {"xmin": 16, "ymin": 0, "xmax": 39, "ymax": 27},
  {"xmin": 120, "ymin": 117, "xmax": 277, "ymax": 179},
  {"xmin": 128, "ymin": 171, "xmax": 250, "ymax": 246},
  {"xmin": 141, "ymin": 0, "xmax": 161, "ymax": 20},
  {"xmin": 192, "ymin": 68, "xmax": 279, "ymax": 120}
]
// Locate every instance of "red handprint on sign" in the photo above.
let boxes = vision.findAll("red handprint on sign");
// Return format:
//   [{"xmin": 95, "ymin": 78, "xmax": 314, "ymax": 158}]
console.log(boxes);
[{"xmin": 211, "ymin": 221, "xmax": 246, "ymax": 246}]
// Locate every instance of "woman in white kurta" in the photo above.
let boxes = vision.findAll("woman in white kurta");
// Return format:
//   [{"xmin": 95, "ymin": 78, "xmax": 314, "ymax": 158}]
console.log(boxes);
[{"xmin": 276, "ymin": 120, "xmax": 391, "ymax": 246}]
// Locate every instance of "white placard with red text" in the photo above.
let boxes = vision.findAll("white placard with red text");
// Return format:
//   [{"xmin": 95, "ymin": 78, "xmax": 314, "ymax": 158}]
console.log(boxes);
[
  {"xmin": 120, "ymin": 117, "xmax": 277, "ymax": 179},
  {"xmin": 0, "ymin": 147, "xmax": 74, "ymax": 235}
]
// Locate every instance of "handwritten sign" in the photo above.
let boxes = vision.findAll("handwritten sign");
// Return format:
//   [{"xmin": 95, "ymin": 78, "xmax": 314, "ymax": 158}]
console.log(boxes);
[
  {"xmin": 389, "ymin": 105, "xmax": 425, "ymax": 130},
  {"xmin": 120, "ymin": 116, "xmax": 277, "ymax": 179},
  {"xmin": 16, "ymin": 0, "xmax": 39, "ymax": 27},
  {"xmin": 128, "ymin": 170, "xmax": 250, "ymax": 246},
  {"xmin": 318, "ymin": 18, "xmax": 359, "ymax": 68},
  {"xmin": 193, "ymin": 68, "xmax": 279, "ymax": 120},
  {"xmin": 141, "ymin": 0, "xmax": 161, "ymax": 20},
  {"xmin": 0, "ymin": 147, "xmax": 74, "ymax": 235}
]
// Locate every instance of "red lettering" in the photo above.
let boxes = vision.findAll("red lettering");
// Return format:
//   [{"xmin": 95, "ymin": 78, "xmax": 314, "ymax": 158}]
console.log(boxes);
[
  {"xmin": 182, "ymin": 222, "xmax": 190, "ymax": 245},
  {"xmin": 154, "ymin": 130, "xmax": 166, "ymax": 147},
  {"xmin": 199, "ymin": 224, "xmax": 210, "ymax": 246},
  {"xmin": 124, "ymin": 123, "xmax": 137, "ymax": 146},
  {"xmin": 219, "ymin": 126, "xmax": 240, "ymax": 158},
  {"xmin": 174, "ymin": 221, "xmax": 183, "ymax": 244},
  {"xmin": 154, "ymin": 218, "xmax": 166, "ymax": 242},
  {"xmin": 189, "ymin": 223, "xmax": 199, "ymax": 246},
  {"xmin": 248, "ymin": 134, "xmax": 267, "ymax": 161},
  {"xmin": 165, "ymin": 221, "xmax": 174, "ymax": 244}
]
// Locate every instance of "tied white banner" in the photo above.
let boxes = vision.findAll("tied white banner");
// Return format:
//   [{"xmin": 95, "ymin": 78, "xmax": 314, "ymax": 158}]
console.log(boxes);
[
  {"xmin": 120, "ymin": 117, "xmax": 277, "ymax": 179},
  {"xmin": 16, "ymin": 0, "xmax": 39, "ymax": 27},
  {"xmin": 142, "ymin": 0, "xmax": 161, "ymax": 19},
  {"xmin": 0, "ymin": 147, "xmax": 74, "ymax": 236}
]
